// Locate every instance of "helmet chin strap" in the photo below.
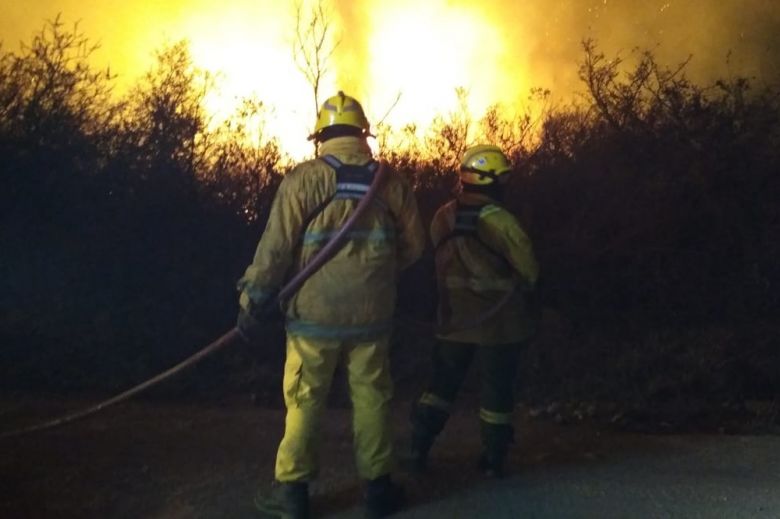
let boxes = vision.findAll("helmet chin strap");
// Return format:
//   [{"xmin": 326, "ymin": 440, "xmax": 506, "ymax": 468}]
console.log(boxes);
[
  {"xmin": 463, "ymin": 181, "xmax": 504, "ymax": 202},
  {"xmin": 461, "ymin": 166, "xmax": 501, "ymax": 183},
  {"xmin": 310, "ymin": 124, "xmax": 368, "ymax": 143}
]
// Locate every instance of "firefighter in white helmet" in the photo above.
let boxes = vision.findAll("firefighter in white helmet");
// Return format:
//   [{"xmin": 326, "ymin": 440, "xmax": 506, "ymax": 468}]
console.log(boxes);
[
  {"xmin": 239, "ymin": 92, "xmax": 425, "ymax": 518},
  {"xmin": 403, "ymin": 145, "xmax": 539, "ymax": 478}
]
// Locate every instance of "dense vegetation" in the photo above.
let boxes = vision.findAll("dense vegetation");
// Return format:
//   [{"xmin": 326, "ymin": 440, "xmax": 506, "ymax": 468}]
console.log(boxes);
[{"xmin": 2, "ymin": 20, "xmax": 778, "ymax": 427}]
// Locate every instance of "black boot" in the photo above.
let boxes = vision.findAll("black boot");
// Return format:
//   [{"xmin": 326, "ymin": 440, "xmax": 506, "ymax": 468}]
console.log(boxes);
[
  {"xmin": 400, "ymin": 400, "xmax": 449, "ymax": 472},
  {"xmin": 477, "ymin": 448, "xmax": 507, "ymax": 478},
  {"xmin": 364, "ymin": 474, "xmax": 405, "ymax": 518},
  {"xmin": 479, "ymin": 422, "xmax": 514, "ymax": 479},
  {"xmin": 253, "ymin": 480, "xmax": 310, "ymax": 519},
  {"xmin": 399, "ymin": 430, "xmax": 435, "ymax": 473}
]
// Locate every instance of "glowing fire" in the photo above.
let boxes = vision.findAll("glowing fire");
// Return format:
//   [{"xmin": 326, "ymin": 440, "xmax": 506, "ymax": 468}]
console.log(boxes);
[
  {"xmin": 2, "ymin": 0, "xmax": 525, "ymax": 159},
  {"xmin": 148, "ymin": 1, "xmax": 329, "ymax": 160},
  {"xmin": 178, "ymin": 0, "xmax": 524, "ymax": 159},
  {"xmin": 179, "ymin": 4, "xmax": 323, "ymax": 160},
  {"xmin": 3, "ymin": 0, "xmax": 775, "ymax": 159},
  {"xmin": 362, "ymin": 1, "xmax": 514, "ymax": 131}
]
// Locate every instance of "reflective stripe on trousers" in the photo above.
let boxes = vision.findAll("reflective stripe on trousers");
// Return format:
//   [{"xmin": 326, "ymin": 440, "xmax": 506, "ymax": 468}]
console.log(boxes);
[
  {"xmin": 479, "ymin": 407, "xmax": 513, "ymax": 425},
  {"xmin": 415, "ymin": 340, "xmax": 520, "ymax": 436}
]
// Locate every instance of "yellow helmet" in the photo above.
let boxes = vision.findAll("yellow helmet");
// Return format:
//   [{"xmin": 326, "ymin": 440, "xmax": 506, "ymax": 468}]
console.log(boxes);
[
  {"xmin": 310, "ymin": 91, "xmax": 371, "ymax": 141},
  {"xmin": 459, "ymin": 145, "xmax": 512, "ymax": 186}
]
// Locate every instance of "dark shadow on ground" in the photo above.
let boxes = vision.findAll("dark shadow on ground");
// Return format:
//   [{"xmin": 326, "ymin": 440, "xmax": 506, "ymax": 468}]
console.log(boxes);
[{"xmin": 5, "ymin": 394, "xmax": 777, "ymax": 519}]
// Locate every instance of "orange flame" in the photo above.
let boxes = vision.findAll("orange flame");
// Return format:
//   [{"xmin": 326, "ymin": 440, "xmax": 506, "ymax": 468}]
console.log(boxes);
[{"xmin": 2, "ymin": 0, "xmax": 777, "ymax": 159}]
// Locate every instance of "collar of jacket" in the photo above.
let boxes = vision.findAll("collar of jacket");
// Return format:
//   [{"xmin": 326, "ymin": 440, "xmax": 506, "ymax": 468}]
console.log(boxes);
[
  {"xmin": 317, "ymin": 136, "xmax": 373, "ymax": 162},
  {"xmin": 457, "ymin": 191, "xmax": 500, "ymax": 207}
]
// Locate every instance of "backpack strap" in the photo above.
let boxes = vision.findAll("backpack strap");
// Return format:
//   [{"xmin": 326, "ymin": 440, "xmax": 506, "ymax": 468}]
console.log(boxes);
[
  {"xmin": 302, "ymin": 155, "xmax": 385, "ymax": 232},
  {"xmin": 320, "ymin": 154, "xmax": 384, "ymax": 206},
  {"xmin": 453, "ymin": 206, "xmax": 483, "ymax": 232},
  {"xmin": 319, "ymin": 154, "xmax": 343, "ymax": 170},
  {"xmin": 322, "ymin": 155, "xmax": 380, "ymax": 201},
  {"xmin": 434, "ymin": 202, "xmax": 507, "ymax": 265}
]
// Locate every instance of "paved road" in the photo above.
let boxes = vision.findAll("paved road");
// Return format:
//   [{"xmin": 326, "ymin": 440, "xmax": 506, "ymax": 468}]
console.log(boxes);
[
  {"xmin": 387, "ymin": 435, "xmax": 780, "ymax": 519},
  {"xmin": 1, "ymin": 398, "xmax": 778, "ymax": 518}
]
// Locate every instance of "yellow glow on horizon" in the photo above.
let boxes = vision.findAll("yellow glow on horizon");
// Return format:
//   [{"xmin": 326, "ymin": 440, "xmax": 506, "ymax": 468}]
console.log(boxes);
[
  {"xmin": 364, "ymin": 1, "xmax": 514, "ymax": 131},
  {"xmin": 177, "ymin": 4, "xmax": 328, "ymax": 160},
  {"xmin": 2, "ymin": 0, "xmax": 777, "ymax": 160},
  {"xmin": 177, "ymin": 0, "xmax": 522, "ymax": 159}
]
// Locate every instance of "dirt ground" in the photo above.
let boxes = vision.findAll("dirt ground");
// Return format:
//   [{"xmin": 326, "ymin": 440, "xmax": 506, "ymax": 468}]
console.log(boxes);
[{"xmin": 1, "ymin": 395, "xmax": 779, "ymax": 519}]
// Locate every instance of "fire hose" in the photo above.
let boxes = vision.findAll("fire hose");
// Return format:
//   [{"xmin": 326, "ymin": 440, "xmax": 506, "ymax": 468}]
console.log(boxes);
[
  {"xmin": 0, "ymin": 329, "xmax": 243, "ymax": 440},
  {"xmin": 0, "ymin": 161, "xmax": 517, "ymax": 439},
  {"xmin": 0, "ymin": 162, "xmax": 389, "ymax": 440}
]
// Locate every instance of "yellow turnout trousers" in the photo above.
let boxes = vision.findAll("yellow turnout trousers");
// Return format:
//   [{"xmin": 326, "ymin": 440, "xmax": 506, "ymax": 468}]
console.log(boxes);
[{"xmin": 275, "ymin": 334, "xmax": 394, "ymax": 482}]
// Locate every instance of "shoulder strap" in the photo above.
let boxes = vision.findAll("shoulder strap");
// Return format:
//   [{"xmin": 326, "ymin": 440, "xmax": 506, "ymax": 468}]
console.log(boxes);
[
  {"xmin": 453, "ymin": 206, "xmax": 483, "ymax": 232},
  {"xmin": 434, "ymin": 202, "xmax": 506, "ymax": 263},
  {"xmin": 303, "ymin": 155, "xmax": 384, "ymax": 232},
  {"xmin": 319, "ymin": 155, "xmax": 383, "ymax": 204},
  {"xmin": 319, "ymin": 154, "xmax": 343, "ymax": 170}
]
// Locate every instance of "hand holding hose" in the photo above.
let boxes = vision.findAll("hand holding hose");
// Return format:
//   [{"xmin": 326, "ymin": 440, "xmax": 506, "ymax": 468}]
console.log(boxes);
[{"xmin": 236, "ymin": 294, "xmax": 281, "ymax": 344}]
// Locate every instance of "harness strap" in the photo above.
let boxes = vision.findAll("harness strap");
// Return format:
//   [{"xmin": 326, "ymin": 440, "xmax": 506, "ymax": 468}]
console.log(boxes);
[
  {"xmin": 320, "ymin": 154, "xmax": 381, "ymax": 202},
  {"xmin": 434, "ymin": 202, "xmax": 519, "ymax": 335},
  {"xmin": 461, "ymin": 166, "xmax": 501, "ymax": 183},
  {"xmin": 434, "ymin": 203, "xmax": 506, "ymax": 264},
  {"xmin": 300, "ymin": 155, "xmax": 387, "ymax": 242},
  {"xmin": 454, "ymin": 207, "xmax": 482, "ymax": 232},
  {"xmin": 319, "ymin": 154, "xmax": 342, "ymax": 169}
]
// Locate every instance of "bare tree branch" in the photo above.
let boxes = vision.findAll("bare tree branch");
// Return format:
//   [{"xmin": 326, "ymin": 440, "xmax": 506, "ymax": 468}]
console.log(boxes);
[
  {"xmin": 375, "ymin": 91, "xmax": 402, "ymax": 128},
  {"xmin": 292, "ymin": 0, "xmax": 340, "ymax": 117}
]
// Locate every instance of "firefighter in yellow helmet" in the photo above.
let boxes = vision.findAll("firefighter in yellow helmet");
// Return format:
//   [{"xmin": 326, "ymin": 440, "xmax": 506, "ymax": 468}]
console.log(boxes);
[
  {"xmin": 403, "ymin": 145, "xmax": 539, "ymax": 478},
  {"xmin": 237, "ymin": 91, "xmax": 425, "ymax": 519}
]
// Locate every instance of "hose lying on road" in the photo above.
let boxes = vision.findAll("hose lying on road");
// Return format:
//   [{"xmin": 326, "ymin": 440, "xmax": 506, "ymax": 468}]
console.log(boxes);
[{"xmin": 0, "ymin": 329, "xmax": 242, "ymax": 440}]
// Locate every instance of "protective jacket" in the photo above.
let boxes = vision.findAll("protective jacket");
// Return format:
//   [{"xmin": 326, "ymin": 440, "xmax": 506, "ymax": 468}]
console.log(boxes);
[
  {"xmin": 432, "ymin": 191, "xmax": 539, "ymax": 344},
  {"xmin": 238, "ymin": 136, "xmax": 425, "ymax": 340}
]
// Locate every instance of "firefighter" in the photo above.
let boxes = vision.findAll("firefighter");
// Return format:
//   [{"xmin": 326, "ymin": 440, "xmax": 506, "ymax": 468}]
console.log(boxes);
[
  {"xmin": 237, "ymin": 92, "xmax": 425, "ymax": 518},
  {"xmin": 403, "ymin": 145, "xmax": 539, "ymax": 478}
]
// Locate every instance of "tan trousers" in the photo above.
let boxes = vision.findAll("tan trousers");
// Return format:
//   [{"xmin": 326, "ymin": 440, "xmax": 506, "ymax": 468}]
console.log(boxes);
[{"xmin": 275, "ymin": 334, "xmax": 394, "ymax": 482}]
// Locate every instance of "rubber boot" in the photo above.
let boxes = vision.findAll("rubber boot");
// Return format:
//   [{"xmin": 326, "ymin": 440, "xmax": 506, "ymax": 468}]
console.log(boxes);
[
  {"xmin": 364, "ymin": 474, "xmax": 405, "ymax": 518},
  {"xmin": 477, "ymin": 447, "xmax": 508, "ymax": 478},
  {"xmin": 399, "ymin": 430, "xmax": 435, "ymax": 473},
  {"xmin": 478, "ymin": 423, "xmax": 514, "ymax": 479},
  {"xmin": 253, "ymin": 480, "xmax": 310, "ymax": 519},
  {"xmin": 400, "ymin": 401, "xmax": 449, "ymax": 472}
]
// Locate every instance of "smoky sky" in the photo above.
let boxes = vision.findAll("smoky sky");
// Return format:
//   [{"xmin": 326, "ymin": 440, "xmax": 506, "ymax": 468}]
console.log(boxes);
[
  {"xmin": 2, "ymin": 0, "xmax": 778, "ymax": 96},
  {"xmin": 325, "ymin": 0, "xmax": 780, "ymax": 96}
]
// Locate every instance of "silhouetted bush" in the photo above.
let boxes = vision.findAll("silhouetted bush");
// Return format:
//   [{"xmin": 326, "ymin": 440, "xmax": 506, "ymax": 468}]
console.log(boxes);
[
  {"xmin": 0, "ymin": 16, "xmax": 116, "ymax": 221},
  {"xmin": 511, "ymin": 41, "xmax": 780, "ymax": 411},
  {"xmin": 0, "ymin": 21, "xmax": 283, "ymax": 395},
  {"xmin": 1, "ymin": 21, "xmax": 778, "ymax": 423}
]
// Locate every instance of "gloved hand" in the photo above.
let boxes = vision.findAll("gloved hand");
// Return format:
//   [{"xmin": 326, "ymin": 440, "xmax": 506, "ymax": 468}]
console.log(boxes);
[
  {"xmin": 236, "ymin": 295, "xmax": 281, "ymax": 344},
  {"xmin": 236, "ymin": 308, "xmax": 262, "ymax": 344}
]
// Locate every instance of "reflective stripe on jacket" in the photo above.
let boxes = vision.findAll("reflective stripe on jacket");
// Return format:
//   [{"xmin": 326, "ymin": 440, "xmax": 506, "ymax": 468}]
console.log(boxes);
[
  {"xmin": 238, "ymin": 136, "xmax": 425, "ymax": 340},
  {"xmin": 432, "ymin": 192, "xmax": 539, "ymax": 344}
]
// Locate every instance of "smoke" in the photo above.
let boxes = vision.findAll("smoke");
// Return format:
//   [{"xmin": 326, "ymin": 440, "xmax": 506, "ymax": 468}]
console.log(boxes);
[
  {"xmin": 482, "ymin": 0, "xmax": 780, "ymax": 89},
  {"xmin": 2, "ymin": 0, "xmax": 778, "ymax": 153},
  {"xmin": 3, "ymin": 1, "xmax": 779, "ymax": 89},
  {"xmin": 368, "ymin": 0, "xmax": 776, "ymax": 90}
]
